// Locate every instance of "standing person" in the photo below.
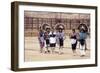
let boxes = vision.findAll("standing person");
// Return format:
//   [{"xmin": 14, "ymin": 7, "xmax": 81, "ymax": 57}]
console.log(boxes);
[
  {"xmin": 49, "ymin": 29, "xmax": 56, "ymax": 54},
  {"xmin": 44, "ymin": 27, "xmax": 50, "ymax": 53},
  {"xmin": 58, "ymin": 27, "xmax": 65, "ymax": 54},
  {"xmin": 70, "ymin": 29, "xmax": 77, "ymax": 56},
  {"xmin": 38, "ymin": 29, "xmax": 45, "ymax": 53},
  {"xmin": 78, "ymin": 23, "xmax": 88, "ymax": 50},
  {"xmin": 79, "ymin": 27, "xmax": 87, "ymax": 57}
]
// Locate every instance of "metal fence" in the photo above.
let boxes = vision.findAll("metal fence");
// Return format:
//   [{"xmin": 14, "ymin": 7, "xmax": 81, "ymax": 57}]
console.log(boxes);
[{"xmin": 24, "ymin": 12, "xmax": 90, "ymax": 37}]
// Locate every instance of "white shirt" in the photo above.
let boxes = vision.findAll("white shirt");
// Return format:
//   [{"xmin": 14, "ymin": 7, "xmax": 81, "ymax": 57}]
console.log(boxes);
[
  {"xmin": 49, "ymin": 31, "xmax": 56, "ymax": 44},
  {"xmin": 71, "ymin": 39, "xmax": 76, "ymax": 44},
  {"xmin": 50, "ymin": 37, "xmax": 56, "ymax": 44}
]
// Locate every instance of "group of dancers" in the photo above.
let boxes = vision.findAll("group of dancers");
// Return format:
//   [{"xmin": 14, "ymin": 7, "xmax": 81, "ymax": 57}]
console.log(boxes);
[
  {"xmin": 38, "ymin": 23, "xmax": 88, "ymax": 57},
  {"xmin": 38, "ymin": 25, "xmax": 65, "ymax": 54}
]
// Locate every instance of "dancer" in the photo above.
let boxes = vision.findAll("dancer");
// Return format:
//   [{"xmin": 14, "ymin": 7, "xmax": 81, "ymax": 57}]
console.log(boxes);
[
  {"xmin": 49, "ymin": 29, "xmax": 56, "ymax": 54},
  {"xmin": 38, "ymin": 29, "xmax": 45, "ymax": 53},
  {"xmin": 58, "ymin": 26, "xmax": 65, "ymax": 54},
  {"xmin": 78, "ymin": 23, "xmax": 88, "ymax": 50},
  {"xmin": 44, "ymin": 27, "xmax": 50, "ymax": 53},
  {"xmin": 79, "ymin": 26, "xmax": 87, "ymax": 57},
  {"xmin": 70, "ymin": 29, "xmax": 77, "ymax": 56}
]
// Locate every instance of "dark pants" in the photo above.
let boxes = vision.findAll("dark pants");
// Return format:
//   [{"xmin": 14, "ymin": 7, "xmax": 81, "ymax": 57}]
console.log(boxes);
[
  {"xmin": 59, "ymin": 38, "xmax": 63, "ymax": 47},
  {"xmin": 72, "ymin": 41, "xmax": 77, "ymax": 50},
  {"xmin": 79, "ymin": 39, "xmax": 85, "ymax": 46}
]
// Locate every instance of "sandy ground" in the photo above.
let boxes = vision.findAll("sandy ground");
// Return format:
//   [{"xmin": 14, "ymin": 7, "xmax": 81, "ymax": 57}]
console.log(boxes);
[{"xmin": 25, "ymin": 36, "xmax": 90, "ymax": 62}]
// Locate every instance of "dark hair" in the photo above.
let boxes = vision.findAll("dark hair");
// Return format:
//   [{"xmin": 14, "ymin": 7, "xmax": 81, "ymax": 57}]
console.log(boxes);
[
  {"xmin": 46, "ymin": 28, "xmax": 50, "ymax": 31},
  {"xmin": 72, "ymin": 29, "xmax": 75, "ymax": 32},
  {"xmin": 78, "ymin": 23, "xmax": 88, "ymax": 33}
]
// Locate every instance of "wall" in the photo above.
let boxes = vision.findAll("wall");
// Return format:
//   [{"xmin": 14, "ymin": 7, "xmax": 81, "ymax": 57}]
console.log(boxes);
[{"xmin": 0, "ymin": 0, "xmax": 99, "ymax": 73}]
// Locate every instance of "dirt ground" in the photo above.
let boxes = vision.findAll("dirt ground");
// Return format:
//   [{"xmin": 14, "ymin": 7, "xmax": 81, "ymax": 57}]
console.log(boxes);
[{"xmin": 25, "ymin": 36, "xmax": 90, "ymax": 62}]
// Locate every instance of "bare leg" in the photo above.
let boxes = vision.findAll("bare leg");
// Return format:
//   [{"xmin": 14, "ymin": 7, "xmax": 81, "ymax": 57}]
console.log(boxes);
[
  {"xmin": 51, "ymin": 47, "xmax": 55, "ymax": 54},
  {"xmin": 46, "ymin": 45, "xmax": 49, "ymax": 52},
  {"xmin": 80, "ymin": 45, "xmax": 85, "ymax": 57},
  {"xmin": 73, "ymin": 50, "xmax": 76, "ymax": 56},
  {"xmin": 45, "ymin": 45, "xmax": 50, "ymax": 53},
  {"xmin": 59, "ymin": 46, "xmax": 63, "ymax": 54},
  {"xmin": 40, "ymin": 42, "xmax": 44, "ymax": 53},
  {"xmin": 40, "ymin": 48, "xmax": 43, "ymax": 53}
]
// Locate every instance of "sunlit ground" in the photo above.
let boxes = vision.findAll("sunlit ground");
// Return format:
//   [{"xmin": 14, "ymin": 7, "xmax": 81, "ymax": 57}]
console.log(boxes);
[{"xmin": 24, "ymin": 35, "xmax": 90, "ymax": 62}]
